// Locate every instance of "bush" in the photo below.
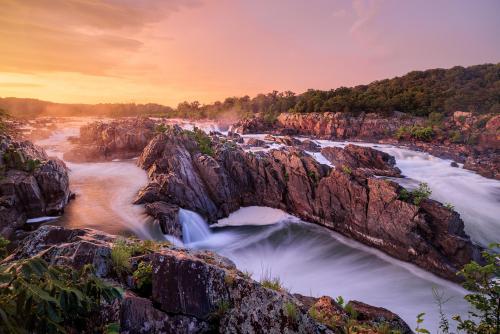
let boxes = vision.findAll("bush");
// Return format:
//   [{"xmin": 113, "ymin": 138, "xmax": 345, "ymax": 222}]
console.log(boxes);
[
  {"xmin": 449, "ymin": 130, "xmax": 463, "ymax": 143},
  {"xmin": 132, "ymin": 262, "xmax": 152, "ymax": 297},
  {"xmin": 154, "ymin": 124, "xmax": 169, "ymax": 134},
  {"xmin": 453, "ymin": 243, "xmax": 500, "ymax": 334},
  {"xmin": 341, "ymin": 165, "xmax": 352, "ymax": 175},
  {"xmin": 412, "ymin": 182, "xmax": 431, "ymax": 205},
  {"xmin": 185, "ymin": 127, "xmax": 214, "ymax": 156},
  {"xmin": 0, "ymin": 258, "xmax": 122, "ymax": 334},
  {"xmin": 410, "ymin": 126, "xmax": 434, "ymax": 141}
]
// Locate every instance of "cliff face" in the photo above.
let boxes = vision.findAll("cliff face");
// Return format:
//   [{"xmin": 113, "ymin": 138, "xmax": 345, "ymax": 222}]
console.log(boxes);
[
  {"xmin": 134, "ymin": 128, "xmax": 481, "ymax": 281},
  {"xmin": 0, "ymin": 135, "xmax": 71, "ymax": 239}
]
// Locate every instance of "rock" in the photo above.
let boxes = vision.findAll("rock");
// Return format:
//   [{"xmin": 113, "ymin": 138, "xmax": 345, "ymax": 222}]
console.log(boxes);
[
  {"xmin": 144, "ymin": 202, "xmax": 181, "ymax": 238},
  {"xmin": 136, "ymin": 131, "xmax": 481, "ymax": 280},
  {"xmin": 246, "ymin": 137, "xmax": 267, "ymax": 147},
  {"xmin": 321, "ymin": 144, "xmax": 401, "ymax": 177},
  {"xmin": 230, "ymin": 115, "xmax": 274, "ymax": 134},
  {"xmin": 346, "ymin": 300, "xmax": 412, "ymax": 334},
  {"xmin": 4, "ymin": 225, "xmax": 410, "ymax": 334},
  {"xmin": 300, "ymin": 139, "xmax": 321, "ymax": 152},
  {"xmin": 0, "ymin": 135, "xmax": 71, "ymax": 238},
  {"xmin": 463, "ymin": 155, "xmax": 500, "ymax": 180},
  {"xmin": 450, "ymin": 161, "xmax": 459, "ymax": 167},
  {"xmin": 63, "ymin": 118, "xmax": 156, "ymax": 162}
]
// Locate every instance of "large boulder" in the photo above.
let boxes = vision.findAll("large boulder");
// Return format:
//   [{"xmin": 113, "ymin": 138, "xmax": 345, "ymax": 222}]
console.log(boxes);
[
  {"xmin": 0, "ymin": 135, "xmax": 71, "ymax": 239},
  {"xmin": 321, "ymin": 144, "xmax": 401, "ymax": 177}
]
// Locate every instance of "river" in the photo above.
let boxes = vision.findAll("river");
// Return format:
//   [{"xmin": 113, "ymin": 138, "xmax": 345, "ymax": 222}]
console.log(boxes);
[{"xmin": 33, "ymin": 118, "xmax": 500, "ymax": 332}]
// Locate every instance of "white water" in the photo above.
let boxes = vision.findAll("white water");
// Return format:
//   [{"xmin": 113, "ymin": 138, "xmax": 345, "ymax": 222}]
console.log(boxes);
[{"xmin": 32, "ymin": 119, "xmax": 500, "ymax": 332}]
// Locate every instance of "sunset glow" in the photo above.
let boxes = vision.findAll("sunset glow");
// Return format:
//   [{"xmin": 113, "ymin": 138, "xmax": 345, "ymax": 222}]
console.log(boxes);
[{"xmin": 1, "ymin": 0, "xmax": 499, "ymax": 106}]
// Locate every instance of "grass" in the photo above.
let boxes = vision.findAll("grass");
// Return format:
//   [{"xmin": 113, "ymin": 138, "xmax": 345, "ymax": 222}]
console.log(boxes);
[
  {"xmin": 111, "ymin": 239, "xmax": 132, "ymax": 275},
  {"xmin": 341, "ymin": 165, "xmax": 352, "ymax": 175},
  {"xmin": 283, "ymin": 302, "xmax": 298, "ymax": 324}
]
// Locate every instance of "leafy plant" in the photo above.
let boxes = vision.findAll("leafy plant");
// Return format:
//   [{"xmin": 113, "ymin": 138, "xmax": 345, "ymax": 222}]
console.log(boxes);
[
  {"xmin": 154, "ymin": 124, "xmax": 169, "ymax": 134},
  {"xmin": 185, "ymin": 127, "xmax": 214, "ymax": 156},
  {"xmin": 415, "ymin": 312, "xmax": 430, "ymax": 334},
  {"xmin": 0, "ymin": 257, "xmax": 122, "ymax": 334},
  {"xmin": 452, "ymin": 243, "xmax": 500, "ymax": 334},
  {"xmin": 412, "ymin": 182, "xmax": 432, "ymax": 205},
  {"xmin": 444, "ymin": 202, "xmax": 455, "ymax": 211},
  {"xmin": 132, "ymin": 262, "xmax": 152, "ymax": 297}
]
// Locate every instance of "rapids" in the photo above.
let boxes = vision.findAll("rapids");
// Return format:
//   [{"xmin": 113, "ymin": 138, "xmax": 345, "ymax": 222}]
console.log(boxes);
[{"xmin": 33, "ymin": 119, "xmax": 500, "ymax": 332}]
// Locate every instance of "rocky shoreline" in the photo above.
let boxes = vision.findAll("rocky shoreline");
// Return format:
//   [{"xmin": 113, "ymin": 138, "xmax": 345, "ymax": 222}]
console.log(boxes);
[{"xmin": 231, "ymin": 111, "xmax": 500, "ymax": 180}]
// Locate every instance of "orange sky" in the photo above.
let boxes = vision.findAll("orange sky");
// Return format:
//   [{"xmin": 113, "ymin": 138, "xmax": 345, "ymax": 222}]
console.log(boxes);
[{"xmin": 0, "ymin": 0, "xmax": 499, "ymax": 107}]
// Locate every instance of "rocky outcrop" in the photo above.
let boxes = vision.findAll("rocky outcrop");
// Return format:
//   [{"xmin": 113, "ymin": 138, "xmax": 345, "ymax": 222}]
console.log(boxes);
[
  {"xmin": 144, "ymin": 201, "xmax": 181, "ymax": 238},
  {"xmin": 321, "ymin": 144, "xmax": 401, "ymax": 177},
  {"xmin": 63, "ymin": 118, "xmax": 157, "ymax": 162},
  {"xmin": 0, "ymin": 135, "xmax": 71, "ymax": 239},
  {"xmin": 3, "ymin": 225, "xmax": 411, "ymax": 334},
  {"xmin": 232, "ymin": 112, "xmax": 500, "ymax": 180},
  {"xmin": 136, "ymin": 129, "xmax": 481, "ymax": 281}
]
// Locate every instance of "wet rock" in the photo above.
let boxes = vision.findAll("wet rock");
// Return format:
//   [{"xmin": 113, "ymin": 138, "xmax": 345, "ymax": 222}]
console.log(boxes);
[
  {"xmin": 347, "ymin": 300, "xmax": 412, "ymax": 334},
  {"xmin": 0, "ymin": 135, "xmax": 71, "ymax": 238},
  {"xmin": 137, "ymin": 132, "xmax": 481, "ymax": 280},
  {"xmin": 63, "ymin": 118, "xmax": 156, "ymax": 162},
  {"xmin": 246, "ymin": 137, "xmax": 267, "ymax": 147},
  {"xmin": 144, "ymin": 202, "xmax": 181, "ymax": 238},
  {"xmin": 450, "ymin": 161, "xmax": 459, "ymax": 167},
  {"xmin": 321, "ymin": 144, "xmax": 401, "ymax": 176}
]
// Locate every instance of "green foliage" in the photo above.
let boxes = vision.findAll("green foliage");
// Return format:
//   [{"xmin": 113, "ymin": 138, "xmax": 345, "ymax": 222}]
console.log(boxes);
[
  {"xmin": 132, "ymin": 262, "xmax": 152, "ymax": 297},
  {"xmin": 335, "ymin": 296, "xmax": 345, "ymax": 307},
  {"xmin": 0, "ymin": 257, "xmax": 122, "ymax": 334},
  {"xmin": 415, "ymin": 312, "xmax": 430, "ymax": 334},
  {"xmin": 283, "ymin": 301, "xmax": 298, "ymax": 323},
  {"xmin": 412, "ymin": 182, "xmax": 432, "ymax": 205},
  {"xmin": 399, "ymin": 183, "xmax": 431, "ymax": 206},
  {"xmin": 185, "ymin": 127, "xmax": 214, "ymax": 156},
  {"xmin": 241, "ymin": 270, "xmax": 253, "ymax": 280},
  {"xmin": 428, "ymin": 112, "xmax": 444, "ymax": 126},
  {"xmin": 260, "ymin": 270, "xmax": 285, "ymax": 292},
  {"xmin": 307, "ymin": 170, "xmax": 318, "ymax": 183},
  {"xmin": 0, "ymin": 236, "xmax": 9, "ymax": 259},
  {"xmin": 25, "ymin": 159, "xmax": 41, "ymax": 173},
  {"xmin": 444, "ymin": 202, "xmax": 455, "ymax": 211},
  {"xmin": 104, "ymin": 322, "xmax": 120, "ymax": 334},
  {"xmin": 111, "ymin": 239, "xmax": 132, "ymax": 275},
  {"xmin": 449, "ymin": 130, "xmax": 463, "ymax": 143},
  {"xmin": 452, "ymin": 243, "xmax": 500, "ymax": 334},
  {"xmin": 341, "ymin": 165, "xmax": 352, "ymax": 175},
  {"xmin": 410, "ymin": 126, "xmax": 434, "ymax": 141},
  {"xmin": 154, "ymin": 124, "xmax": 169, "ymax": 134}
]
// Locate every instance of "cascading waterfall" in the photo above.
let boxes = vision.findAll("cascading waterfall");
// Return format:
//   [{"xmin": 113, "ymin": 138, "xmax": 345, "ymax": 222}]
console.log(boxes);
[{"xmin": 179, "ymin": 209, "xmax": 212, "ymax": 244}]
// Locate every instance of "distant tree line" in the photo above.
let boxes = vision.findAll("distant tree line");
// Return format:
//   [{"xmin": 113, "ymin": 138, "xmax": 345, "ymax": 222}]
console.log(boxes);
[{"xmin": 1, "ymin": 63, "xmax": 498, "ymax": 119}]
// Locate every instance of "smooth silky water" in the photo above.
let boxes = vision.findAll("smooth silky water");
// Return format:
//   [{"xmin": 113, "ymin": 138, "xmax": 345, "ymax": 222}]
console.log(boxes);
[{"xmin": 34, "ymin": 120, "xmax": 500, "ymax": 332}]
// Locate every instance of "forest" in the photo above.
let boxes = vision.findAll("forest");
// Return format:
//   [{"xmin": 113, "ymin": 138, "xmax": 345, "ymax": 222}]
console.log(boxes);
[{"xmin": 1, "ymin": 63, "xmax": 498, "ymax": 120}]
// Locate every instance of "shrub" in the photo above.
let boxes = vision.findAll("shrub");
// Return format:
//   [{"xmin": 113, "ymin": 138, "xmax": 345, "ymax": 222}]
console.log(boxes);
[
  {"xmin": 132, "ymin": 262, "xmax": 153, "ymax": 297},
  {"xmin": 154, "ymin": 124, "xmax": 169, "ymax": 134},
  {"xmin": 427, "ymin": 112, "xmax": 444, "ymax": 126},
  {"xmin": 398, "ymin": 188, "xmax": 410, "ymax": 201},
  {"xmin": 452, "ymin": 243, "xmax": 500, "ymax": 334},
  {"xmin": 395, "ymin": 126, "xmax": 409, "ymax": 140},
  {"xmin": 410, "ymin": 126, "xmax": 434, "ymax": 142},
  {"xmin": 449, "ymin": 130, "xmax": 463, "ymax": 143},
  {"xmin": 185, "ymin": 127, "xmax": 214, "ymax": 156},
  {"xmin": 283, "ymin": 302, "xmax": 298, "ymax": 323},
  {"xmin": 341, "ymin": 165, "xmax": 352, "ymax": 175},
  {"xmin": 444, "ymin": 202, "xmax": 455, "ymax": 211},
  {"xmin": 25, "ymin": 159, "xmax": 41, "ymax": 173},
  {"xmin": 412, "ymin": 182, "xmax": 431, "ymax": 205},
  {"xmin": 0, "ymin": 258, "xmax": 122, "ymax": 334}
]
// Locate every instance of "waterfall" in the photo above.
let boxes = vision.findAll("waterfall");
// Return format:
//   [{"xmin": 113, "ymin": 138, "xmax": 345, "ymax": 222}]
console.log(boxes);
[{"xmin": 179, "ymin": 209, "xmax": 212, "ymax": 244}]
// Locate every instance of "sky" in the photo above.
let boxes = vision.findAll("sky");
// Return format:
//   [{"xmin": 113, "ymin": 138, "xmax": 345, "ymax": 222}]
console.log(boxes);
[{"xmin": 0, "ymin": 0, "xmax": 499, "ymax": 107}]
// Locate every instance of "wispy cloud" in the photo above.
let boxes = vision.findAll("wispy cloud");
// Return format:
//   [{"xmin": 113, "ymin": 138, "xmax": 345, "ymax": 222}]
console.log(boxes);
[{"xmin": 0, "ymin": 0, "xmax": 199, "ymax": 76}]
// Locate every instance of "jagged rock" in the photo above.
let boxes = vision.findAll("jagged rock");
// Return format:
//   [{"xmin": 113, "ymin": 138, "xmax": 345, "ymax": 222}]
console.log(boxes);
[
  {"xmin": 246, "ymin": 137, "xmax": 267, "ymax": 147},
  {"xmin": 137, "ymin": 132, "xmax": 481, "ymax": 280},
  {"xmin": 0, "ymin": 135, "xmax": 71, "ymax": 238},
  {"xmin": 5, "ymin": 226, "xmax": 409, "ymax": 334},
  {"xmin": 321, "ymin": 144, "xmax": 401, "ymax": 177},
  {"xmin": 63, "ymin": 118, "xmax": 156, "ymax": 162},
  {"xmin": 144, "ymin": 202, "xmax": 181, "ymax": 238},
  {"xmin": 346, "ymin": 300, "xmax": 412, "ymax": 334}
]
